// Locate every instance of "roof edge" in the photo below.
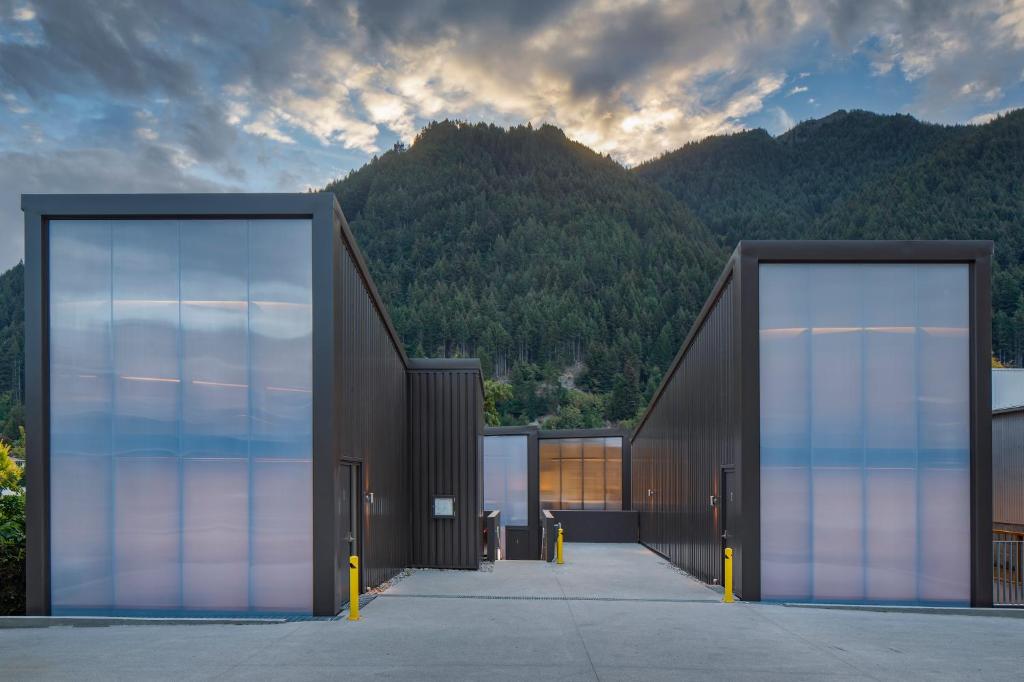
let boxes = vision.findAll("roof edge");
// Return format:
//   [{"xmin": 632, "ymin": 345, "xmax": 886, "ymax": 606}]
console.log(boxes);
[{"xmin": 407, "ymin": 358, "xmax": 482, "ymax": 371}]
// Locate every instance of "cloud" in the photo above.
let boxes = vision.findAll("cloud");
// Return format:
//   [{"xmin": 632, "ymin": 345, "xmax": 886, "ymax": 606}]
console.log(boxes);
[
  {"xmin": 0, "ymin": 144, "xmax": 237, "ymax": 269},
  {"xmin": 969, "ymin": 106, "xmax": 1017, "ymax": 124},
  {"xmin": 2, "ymin": 0, "xmax": 1024, "ymax": 265},
  {"xmin": 773, "ymin": 106, "xmax": 796, "ymax": 133},
  {"xmin": 817, "ymin": 0, "xmax": 1024, "ymax": 117},
  {"xmin": 5, "ymin": 1, "xmax": 1023, "ymax": 162}
]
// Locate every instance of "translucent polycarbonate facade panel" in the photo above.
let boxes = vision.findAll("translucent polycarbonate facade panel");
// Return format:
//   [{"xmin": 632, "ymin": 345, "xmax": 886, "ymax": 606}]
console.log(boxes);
[
  {"xmin": 182, "ymin": 459, "xmax": 249, "ymax": 611},
  {"xmin": 49, "ymin": 218, "xmax": 312, "ymax": 615},
  {"xmin": 539, "ymin": 441, "xmax": 559, "ymax": 510},
  {"xmin": 49, "ymin": 222, "xmax": 114, "ymax": 609},
  {"xmin": 759, "ymin": 263, "xmax": 970, "ymax": 605},
  {"xmin": 537, "ymin": 437, "xmax": 623, "ymax": 510},
  {"xmin": 559, "ymin": 440, "xmax": 583, "ymax": 510},
  {"xmin": 483, "ymin": 436, "xmax": 529, "ymax": 526},
  {"xmin": 605, "ymin": 438, "xmax": 623, "ymax": 511},
  {"xmin": 582, "ymin": 439, "xmax": 605, "ymax": 510}
]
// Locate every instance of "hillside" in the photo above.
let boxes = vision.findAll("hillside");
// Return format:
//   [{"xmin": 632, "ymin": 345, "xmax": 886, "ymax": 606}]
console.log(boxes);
[
  {"xmin": 635, "ymin": 110, "xmax": 968, "ymax": 242},
  {"xmin": 326, "ymin": 121, "xmax": 725, "ymax": 424},
  {"xmin": 0, "ymin": 262, "xmax": 23, "ymax": 441},
  {"xmin": 636, "ymin": 108, "xmax": 1024, "ymax": 364},
  {"xmin": 1, "ymin": 109, "xmax": 1024, "ymax": 433}
]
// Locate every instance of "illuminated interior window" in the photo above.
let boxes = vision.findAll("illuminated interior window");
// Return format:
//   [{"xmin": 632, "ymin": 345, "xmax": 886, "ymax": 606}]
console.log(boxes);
[{"xmin": 538, "ymin": 437, "xmax": 623, "ymax": 510}]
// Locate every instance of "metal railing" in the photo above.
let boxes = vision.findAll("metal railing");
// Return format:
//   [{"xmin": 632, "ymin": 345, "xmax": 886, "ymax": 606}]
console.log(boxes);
[
  {"xmin": 484, "ymin": 510, "xmax": 501, "ymax": 561},
  {"xmin": 542, "ymin": 510, "xmax": 556, "ymax": 562},
  {"xmin": 993, "ymin": 529, "xmax": 1024, "ymax": 607}
]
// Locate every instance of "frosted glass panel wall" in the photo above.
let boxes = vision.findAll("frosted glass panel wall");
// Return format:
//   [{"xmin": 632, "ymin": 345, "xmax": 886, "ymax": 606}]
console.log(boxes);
[
  {"xmin": 483, "ymin": 436, "xmax": 529, "ymax": 527},
  {"xmin": 539, "ymin": 437, "xmax": 623, "ymax": 510},
  {"xmin": 49, "ymin": 218, "xmax": 313, "ymax": 615},
  {"xmin": 759, "ymin": 263, "xmax": 970, "ymax": 604}
]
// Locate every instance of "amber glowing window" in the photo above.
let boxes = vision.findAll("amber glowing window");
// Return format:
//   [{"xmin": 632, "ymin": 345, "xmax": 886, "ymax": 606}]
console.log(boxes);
[
  {"xmin": 539, "ymin": 436, "xmax": 623, "ymax": 510},
  {"xmin": 539, "ymin": 441, "xmax": 560, "ymax": 510}
]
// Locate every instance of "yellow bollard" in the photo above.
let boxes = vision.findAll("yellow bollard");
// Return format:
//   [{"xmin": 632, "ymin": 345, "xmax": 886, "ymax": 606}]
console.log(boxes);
[
  {"xmin": 723, "ymin": 547, "xmax": 734, "ymax": 603},
  {"xmin": 348, "ymin": 555, "xmax": 360, "ymax": 621},
  {"xmin": 556, "ymin": 526, "xmax": 564, "ymax": 565}
]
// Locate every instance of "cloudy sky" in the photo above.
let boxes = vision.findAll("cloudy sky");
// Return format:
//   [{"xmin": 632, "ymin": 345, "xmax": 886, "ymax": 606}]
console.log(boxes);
[{"xmin": 2, "ymin": 0, "xmax": 1024, "ymax": 270}]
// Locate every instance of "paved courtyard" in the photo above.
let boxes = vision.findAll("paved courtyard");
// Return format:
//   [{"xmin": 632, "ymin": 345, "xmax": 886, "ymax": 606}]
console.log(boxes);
[{"xmin": 2, "ymin": 543, "xmax": 1023, "ymax": 680}]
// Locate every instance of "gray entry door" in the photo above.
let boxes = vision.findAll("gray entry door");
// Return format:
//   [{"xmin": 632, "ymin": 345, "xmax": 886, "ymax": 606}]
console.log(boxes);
[
  {"xmin": 721, "ymin": 468, "xmax": 736, "ymax": 582},
  {"xmin": 337, "ymin": 462, "xmax": 360, "ymax": 605}
]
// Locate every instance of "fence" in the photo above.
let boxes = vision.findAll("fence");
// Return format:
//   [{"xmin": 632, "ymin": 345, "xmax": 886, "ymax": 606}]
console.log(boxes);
[{"xmin": 993, "ymin": 529, "xmax": 1024, "ymax": 607}]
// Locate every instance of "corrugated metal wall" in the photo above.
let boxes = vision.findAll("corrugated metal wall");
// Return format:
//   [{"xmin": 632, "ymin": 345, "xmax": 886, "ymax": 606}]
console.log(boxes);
[
  {"xmin": 338, "ymin": 242, "xmax": 410, "ymax": 590},
  {"xmin": 409, "ymin": 364, "xmax": 484, "ymax": 569},
  {"xmin": 993, "ymin": 408, "xmax": 1024, "ymax": 528},
  {"xmin": 632, "ymin": 275, "xmax": 738, "ymax": 586}
]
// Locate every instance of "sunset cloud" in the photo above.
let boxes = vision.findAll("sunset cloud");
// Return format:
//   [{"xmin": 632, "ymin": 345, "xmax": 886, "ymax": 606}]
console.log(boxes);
[{"xmin": 1, "ymin": 0, "xmax": 1024, "ymax": 267}]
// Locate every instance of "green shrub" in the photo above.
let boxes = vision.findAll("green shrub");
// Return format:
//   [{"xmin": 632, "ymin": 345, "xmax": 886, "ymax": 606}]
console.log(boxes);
[{"xmin": 0, "ymin": 490, "xmax": 25, "ymax": 615}]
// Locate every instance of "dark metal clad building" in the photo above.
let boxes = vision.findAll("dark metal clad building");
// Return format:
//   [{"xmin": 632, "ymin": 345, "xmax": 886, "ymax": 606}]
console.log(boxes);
[
  {"xmin": 993, "ymin": 407, "xmax": 1024, "ymax": 531},
  {"xmin": 22, "ymin": 196, "xmax": 997, "ymax": 615},
  {"xmin": 483, "ymin": 426, "xmax": 632, "ymax": 559},
  {"xmin": 409, "ymin": 359, "xmax": 484, "ymax": 570},
  {"xmin": 334, "ymin": 218, "xmax": 411, "ymax": 603},
  {"xmin": 22, "ymin": 194, "xmax": 484, "ymax": 618},
  {"xmin": 632, "ymin": 276, "xmax": 738, "ymax": 588},
  {"xmin": 631, "ymin": 241, "xmax": 994, "ymax": 607}
]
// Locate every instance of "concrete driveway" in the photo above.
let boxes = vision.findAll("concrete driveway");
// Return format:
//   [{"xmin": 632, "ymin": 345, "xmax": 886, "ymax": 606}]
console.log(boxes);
[{"xmin": 2, "ymin": 543, "xmax": 1023, "ymax": 680}]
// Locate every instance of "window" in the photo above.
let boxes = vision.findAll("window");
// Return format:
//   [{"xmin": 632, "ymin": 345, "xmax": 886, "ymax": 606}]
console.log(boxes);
[
  {"xmin": 539, "ymin": 437, "xmax": 623, "ymax": 510},
  {"xmin": 483, "ymin": 436, "xmax": 528, "ymax": 526},
  {"xmin": 48, "ymin": 218, "xmax": 313, "ymax": 615},
  {"xmin": 759, "ymin": 263, "xmax": 970, "ymax": 605}
]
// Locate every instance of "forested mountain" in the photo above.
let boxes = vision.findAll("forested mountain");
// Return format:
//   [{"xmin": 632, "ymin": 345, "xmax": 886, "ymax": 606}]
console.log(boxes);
[
  {"xmin": 635, "ymin": 110, "xmax": 968, "ymax": 242},
  {"xmin": 326, "ymin": 122, "xmax": 725, "ymax": 424},
  {"xmin": 1, "ymin": 109, "xmax": 1023, "ymax": 432},
  {"xmin": 638, "ymin": 108, "xmax": 1024, "ymax": 365},
  {"xmin": 0, "ymin": 263, "xmax": 23, "ymax": 441}
]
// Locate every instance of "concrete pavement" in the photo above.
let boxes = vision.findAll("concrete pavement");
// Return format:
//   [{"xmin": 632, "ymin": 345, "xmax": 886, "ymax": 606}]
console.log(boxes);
[{"xmin": 2, "ymin": 543, "xmax": 1022, "ymax": 680}]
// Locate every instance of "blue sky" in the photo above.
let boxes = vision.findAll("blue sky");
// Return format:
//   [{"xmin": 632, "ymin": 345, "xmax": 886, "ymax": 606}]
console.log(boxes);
[{"xmin": 2, "ymin": 0, "xmax": 1024, "ymax": 270}]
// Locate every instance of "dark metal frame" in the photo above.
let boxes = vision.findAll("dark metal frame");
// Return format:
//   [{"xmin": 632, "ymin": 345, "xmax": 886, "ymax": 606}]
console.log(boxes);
[
  {"xmin": 21, "ymin": 192, "xmax": 398, "ymax": 616},
  {"xmin": 432, "ymin": 496, "xmax": 457, "ymax": 519},
  {"xmin": 632, "ymin": 240, "xmax": 993, "ymax": 606},
  {"xmin": 482, "ymin": 426, "xmax": 632, "ymax": 559}
]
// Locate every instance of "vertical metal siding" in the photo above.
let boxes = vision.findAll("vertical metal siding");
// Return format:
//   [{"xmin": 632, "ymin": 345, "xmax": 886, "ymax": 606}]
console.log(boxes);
[
  {"xmin": 993, "ymin": 409, "xmax": 1024, "ymax": 528},
  {"xmin": 338, "ymin": 241, "xmax": 409, "ymax": 592},
  {"xmin": 632, "ymin": 274, "xmax": 737, "ymax": 586},
  {"xmin": 409, "ymin": 365, "xmax": 484, "ymax": 569}
]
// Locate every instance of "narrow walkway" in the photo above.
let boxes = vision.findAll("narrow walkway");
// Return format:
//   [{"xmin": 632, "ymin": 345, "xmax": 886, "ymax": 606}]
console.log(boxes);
[{"xmin": 383, "ymin": 542, "xmax": 719, "ymax": 602}]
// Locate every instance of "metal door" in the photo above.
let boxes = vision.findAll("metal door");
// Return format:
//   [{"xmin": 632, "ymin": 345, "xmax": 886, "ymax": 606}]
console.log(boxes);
[
  {"xmin": 721, "ymin": 467, "xmax": 736, "ymax": 583},
  {"xmin": 505, "ymin": 527, "xmax": 532, "ymax": 560},
  {"xmin": 337, "ymin": 462, "xmax": 361, "ymax": 605}
]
